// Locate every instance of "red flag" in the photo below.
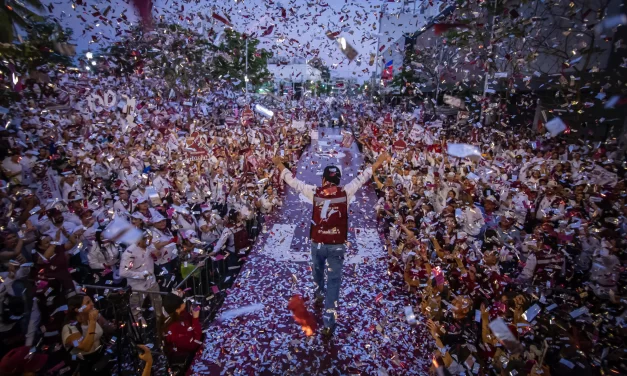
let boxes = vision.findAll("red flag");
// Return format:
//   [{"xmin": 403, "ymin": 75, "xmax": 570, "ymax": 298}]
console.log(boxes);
[{"xmin": 131, "ymin": 0, "xmax": 153, "ymax": 28}]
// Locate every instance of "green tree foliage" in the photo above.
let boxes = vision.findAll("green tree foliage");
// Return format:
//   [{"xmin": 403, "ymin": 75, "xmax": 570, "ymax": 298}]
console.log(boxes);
[
  {"xmin": 97, "ymin": 25, "xmax": 272, "ymax": 96},
  {"xmin": 211, "ymin": 29, "xmax": 273, "ymax": 90},
  {"xmin": 391, "ymin": 45, "xmax": 424, "ymax": 96},
  {"xmin": 0, "ymin": 0, "xmax": 44, "ymax": 43},
  {"xmin": 97, "ymin": 23, "xmax": 214, "ymax": 97},
  {"xmin": 0, "ymin": 18, "xmax": 74, "ymax": 106}
]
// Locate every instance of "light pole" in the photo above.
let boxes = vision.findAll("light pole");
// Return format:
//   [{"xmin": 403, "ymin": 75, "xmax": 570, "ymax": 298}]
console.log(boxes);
[
  {"xmin": 479, "ymin": 0, "xmax": 498, "ymax": 124},
  {"xmin": 371, "ymin": 4, "xmax": 386, "ymax": 103},
  {"xmin": 245, "ymin": 37, "xmax": 249, "ymax": 98}
]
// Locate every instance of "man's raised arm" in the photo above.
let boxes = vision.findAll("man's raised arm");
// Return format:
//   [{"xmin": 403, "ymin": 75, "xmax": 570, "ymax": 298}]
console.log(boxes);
[
  {"xmin": 272, "ymin": 156, "xmax": 316, "ymax": 203},
  {"xmin": 344, "ymin": 152, "xmax": 391, "ymax": 201}
]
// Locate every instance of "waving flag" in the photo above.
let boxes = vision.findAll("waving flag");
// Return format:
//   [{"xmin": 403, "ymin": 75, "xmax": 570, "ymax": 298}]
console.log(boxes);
[{"xmin": 382, "ymin": 60, "xmax": 394, "ymax": 80}]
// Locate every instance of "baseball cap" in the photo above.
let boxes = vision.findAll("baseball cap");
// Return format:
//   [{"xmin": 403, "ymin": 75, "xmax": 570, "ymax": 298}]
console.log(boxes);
[{"xmin": 323, "ymin": 165, "xmax": 342, "ymax": 185}]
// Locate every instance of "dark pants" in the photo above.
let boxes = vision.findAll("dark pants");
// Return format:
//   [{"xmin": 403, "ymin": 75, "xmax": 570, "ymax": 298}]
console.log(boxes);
[{"xmin": 311, "ymin": 242, "xmax": 346, "ymax": 329}]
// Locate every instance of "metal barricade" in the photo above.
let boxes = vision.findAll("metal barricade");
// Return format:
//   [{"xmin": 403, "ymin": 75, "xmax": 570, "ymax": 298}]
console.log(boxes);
[{"xmin": 174, "ymin": 255, "xmax": 229, "ymax": 324}]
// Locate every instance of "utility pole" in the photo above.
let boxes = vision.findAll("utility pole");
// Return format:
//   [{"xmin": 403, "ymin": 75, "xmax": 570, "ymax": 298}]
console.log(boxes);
[
  {"xmin": 245, "ymin": 37, "xmax": 249, "ymax": 98},
  {"xmin": 434, "ymin": 38, "xmax": 445, "ymax": 108},
  {"xmin": 371, "ymin": 4, "xmax": 386, "ymax": 103},
  {"xmin": 479, "ymin": 0, "xmax": 498, "ymax": 124}
]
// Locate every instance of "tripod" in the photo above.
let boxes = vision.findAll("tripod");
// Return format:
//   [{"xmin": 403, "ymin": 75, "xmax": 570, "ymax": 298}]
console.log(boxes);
[{"xmin": 93, "ymin": 286, "xmax": 144, "ymax": 376}]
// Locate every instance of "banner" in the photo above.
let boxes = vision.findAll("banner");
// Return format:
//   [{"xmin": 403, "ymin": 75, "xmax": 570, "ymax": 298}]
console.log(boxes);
[
  {"xmin": 36, "ymin": 169, "xmax": 62, "ymax": 203},
  {"xmin": 291, "ymin": 120, "xmax": 306, "ymax": 131},
  {"xmin": 408, "ymin": 124, "xmax": 424, "ymax": 142},
  {"xmin": 240, "ymin": 105, "xmax": 254, "ymax": 126},
  {"xmin": 184, "ymin": 131, "xmax": 211, "ymax": 161},
  {"xmin": 340, "ymin": 133, "xmax": 354, "ymax": 148},
  {"xmin": 443, "ymin": 94, "xmax": 465, "ymax": 109}
]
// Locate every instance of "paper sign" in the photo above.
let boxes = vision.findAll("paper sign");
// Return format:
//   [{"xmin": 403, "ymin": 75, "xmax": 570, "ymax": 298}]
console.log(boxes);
[
  {"xmin": 291, "ymin": 120, "xmax": 306, "ymax": 131},
  {"xmin": 488, "ymin": 318, "xmax": 524, "ymax": 354},
  {"xmin": 184, "ymin": 131, "xmax": 211, "ymax": 161},
  {"xmin": 443, "ymin": 94, "xmax": 465, "ymax": 109}
]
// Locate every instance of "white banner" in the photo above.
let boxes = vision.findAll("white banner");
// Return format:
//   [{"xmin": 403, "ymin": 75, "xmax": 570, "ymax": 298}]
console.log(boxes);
[
  {"xmin": 36, "ymin": 169, "xmax": 62, "ymax": 202},
  {"xmin": 291, "ymin": 120, "xmax": 306, "ymax": 131}
]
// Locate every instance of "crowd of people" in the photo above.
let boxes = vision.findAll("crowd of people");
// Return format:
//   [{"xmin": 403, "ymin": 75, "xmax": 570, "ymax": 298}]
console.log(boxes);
[
  {"xmin": 0, "ymin": 54, "xmax": 316, "ymax": 373},
  {"xmin": 1, "ymin": 48, "xmax": 626, "ymax": 376},
  {"xmin": 350, "ymin": 107, "xmax": 626, "ymax": 375}
]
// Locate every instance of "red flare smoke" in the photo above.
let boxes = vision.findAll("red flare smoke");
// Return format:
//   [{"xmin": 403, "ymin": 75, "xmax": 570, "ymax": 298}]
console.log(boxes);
[{"xmin": 288, "ymin": 295, "xmax": 317, "ymax": 336}]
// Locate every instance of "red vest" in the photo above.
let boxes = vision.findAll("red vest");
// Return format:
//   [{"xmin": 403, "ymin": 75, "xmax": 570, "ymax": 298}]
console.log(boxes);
[
  {"xmin": 227, "ymin": 223, "xmax": 250, "ymax": 252},
  {"xmin": 311, "ymin": 185, "xmax": 348, "ymax": 244}
]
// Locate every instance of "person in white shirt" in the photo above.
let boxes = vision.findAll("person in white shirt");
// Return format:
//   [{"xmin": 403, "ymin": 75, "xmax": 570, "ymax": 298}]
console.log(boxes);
[
  {"xmin": 458, "ymin": 198, "xmax": 485, "ymax": 237},
  {"xmin": 43, "ymin": 208, "xmax": 78, "ymax": 245},
  {"xmin": 173, "ymin": 206, "xmax": 198, "ymax": 235},
  {"xmin": 113, "ymin": 188, "xmax": 132, "ymax": 216},
  {"xmin": 256, "ymin": 185, "xmax": 281, "ymax": 214},
  {"xmin": 151, "ymin": 167, "xmax": 172, "ymax": 197},
  {"xmin": 1, "ymin": 150, "xmax": 23, "ymax": 184},
  {"xmin": 535, "ymin": 184, "xmax": 565, "ymax": 221},
  {"xmin": 119, "ymin": 232, "xmax": 162, "ymax": 320},
  {"xmin": 130, "ymin": 179, "xmax": 151, "ymax": 207},
  {"xmin": 19, "ymin": 149, "xmax": 39, "ymax": 185},
  {"xmin": 198, "ymin": 207, "xmax": 221, "ymax": 244},
  {"xmin": 61, "ymin": 172, "xmax": 82, "ymax": 201},
  {"xmin": 150, "ymin": 212, "xmax": 179, "ymax": 288}
]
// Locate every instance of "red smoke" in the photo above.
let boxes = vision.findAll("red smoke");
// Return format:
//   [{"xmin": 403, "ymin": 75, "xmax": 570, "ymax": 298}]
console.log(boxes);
[{"xmin": 287, "ymin": 295, "xmax": 317, "ymax": 336}]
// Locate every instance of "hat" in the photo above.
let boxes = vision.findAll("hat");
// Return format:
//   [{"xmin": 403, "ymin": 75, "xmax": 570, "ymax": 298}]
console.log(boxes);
[
  {"xmin": 131, "ymin": 212, "xmax": 146, "ymax": 220},
  {"xmin": 200, "ymin": 204, "xmax": 211, "ymax": 213},
  {"xmin": 181, "ymin": 229, "xmax": 201, "ymax": 244},
  {"xmin": 152, "ymin": 212, "xmax": 166, "ymax": 222},
  {"xmin": 0, "ymin": 347, "xmax": 48, "ymax": 375},
  {"xmin": 134, "ymin": 196, "xmax": 148, "ymax": 205},
  {"xmin": 323, "ymin": 165, "xmax": 342, "ymax": 184},
  {"xmin": 406, "ymin": 215, "xmax": 415, "ymax": 223},
  {"xmin": 69, "ymin": 194, "xmax": 84, "ymax": 202}
]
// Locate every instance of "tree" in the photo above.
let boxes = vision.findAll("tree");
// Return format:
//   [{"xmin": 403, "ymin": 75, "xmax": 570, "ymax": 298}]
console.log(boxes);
[
  {"xmin": 0, "ymin": 0, "xmax": 44, "ymax": 43},
  {"xmin": 211, "ymin": 29, "xmax": 273, "ymax": 91},
  {"xmin": 97, "ymin": 23, "xmax": 215, "ymax": 97},
  {"xmin": 0, "ymin": 18, "xmax": 74, "ymax": 106},
  {"xmin": 391, "ymin": 43, "xmax": 425, "ymax": 96}
]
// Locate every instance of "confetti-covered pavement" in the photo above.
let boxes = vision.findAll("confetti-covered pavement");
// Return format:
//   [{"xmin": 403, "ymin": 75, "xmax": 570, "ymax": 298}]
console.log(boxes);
[{"xmin": 189, "ymin": 128, "xmax": 432, "ymax": 376}]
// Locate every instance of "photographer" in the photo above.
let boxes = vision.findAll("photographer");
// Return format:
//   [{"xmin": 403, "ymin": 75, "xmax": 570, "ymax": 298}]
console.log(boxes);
[{"xmin": 61, "ymin": 294, "xmax": 114, "ymax": 376}]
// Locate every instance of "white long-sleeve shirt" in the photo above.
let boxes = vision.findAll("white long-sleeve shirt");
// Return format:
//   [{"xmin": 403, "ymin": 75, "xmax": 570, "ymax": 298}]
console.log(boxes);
[
  {"xmin": 119, "ymin": 244, "xmax": 157, "ymax": 290},
  {"xmin": 279, "ymin": 166, "xmax": 374, "ymax": 204}
]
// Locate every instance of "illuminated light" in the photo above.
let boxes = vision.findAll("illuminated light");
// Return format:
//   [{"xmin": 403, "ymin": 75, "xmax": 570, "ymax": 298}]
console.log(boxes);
[
  {"xmin": 86, "ymin": 52, "xmax": 93, "ymax": 59},
  {"xmin": 338, "ymin": 37, "xmax": 347, "ymax": 50},
  {"xmin": 91, "ymin": 61, "xmax": 96, "ymax": 66}
]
